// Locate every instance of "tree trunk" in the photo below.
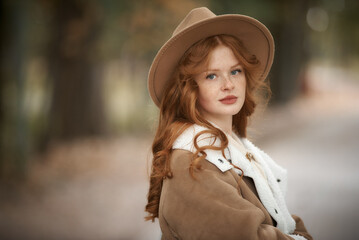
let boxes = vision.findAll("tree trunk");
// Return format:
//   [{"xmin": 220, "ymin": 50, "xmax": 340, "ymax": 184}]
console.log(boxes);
[
  {"xmin": 46, "ymin": 0, "xmax": 106, "ymax": 142},
  {"xmin": 0, "ymin": 0, "xmax": 29, "ymax": 179},
  {"xmin": 269, "ymin": 0, "xmax": 310, "ymax": 103}
]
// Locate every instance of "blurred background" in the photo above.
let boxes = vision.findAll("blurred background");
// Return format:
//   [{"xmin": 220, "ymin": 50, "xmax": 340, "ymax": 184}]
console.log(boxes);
[{"xmin": 1, "ymin": 0, "xmax": 359, "ymax": 239}]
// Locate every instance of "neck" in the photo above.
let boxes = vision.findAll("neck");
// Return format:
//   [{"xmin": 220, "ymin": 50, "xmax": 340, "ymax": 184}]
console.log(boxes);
[{"xmin": 206, "ymin": 116, "xmax": 233, "ymax": 135}]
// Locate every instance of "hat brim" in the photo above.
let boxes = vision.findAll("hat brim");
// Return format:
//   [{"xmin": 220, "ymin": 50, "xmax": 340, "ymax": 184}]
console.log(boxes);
[{"xmin": 148, "ymin": 14, "xmax": 275, "ymax": 107}]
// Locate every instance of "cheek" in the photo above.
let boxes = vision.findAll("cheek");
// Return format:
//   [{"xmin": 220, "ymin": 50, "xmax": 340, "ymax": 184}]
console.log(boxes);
[{"xmin": 197, "ymin": 85, "xmax": 215, "ymax": 110}]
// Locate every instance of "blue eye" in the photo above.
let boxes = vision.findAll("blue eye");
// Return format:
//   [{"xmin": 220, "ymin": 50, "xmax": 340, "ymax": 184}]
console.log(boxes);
[
  {"xmin": 231, "ymin": 69, "xmax": 242, "ymax": 75},
  {"xmin": 206, "ymin": 74, "xmax": 216, "ymax": 80}
]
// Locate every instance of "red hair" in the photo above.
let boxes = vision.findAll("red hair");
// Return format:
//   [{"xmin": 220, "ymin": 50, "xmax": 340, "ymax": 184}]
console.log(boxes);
[{"xmin": 145, "ymin": 34, "xmax": 271, "ymax": 221}]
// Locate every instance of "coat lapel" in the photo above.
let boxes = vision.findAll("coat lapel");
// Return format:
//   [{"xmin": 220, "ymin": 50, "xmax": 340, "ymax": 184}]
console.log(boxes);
[{"xmin": 240, "ymin": 137, "xmax": 296, "ymax": 234}]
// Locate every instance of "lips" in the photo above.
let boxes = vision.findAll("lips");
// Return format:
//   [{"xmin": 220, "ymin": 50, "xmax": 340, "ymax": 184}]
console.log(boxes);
[{"xmin": 219, "ymin": 95, "xmax": 238, "ymax": 104}]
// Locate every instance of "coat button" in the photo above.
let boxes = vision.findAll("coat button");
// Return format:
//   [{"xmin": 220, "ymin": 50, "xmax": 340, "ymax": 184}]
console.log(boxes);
[
  {"xmin": 275, "ymin": 209, "xmax": 278, "ymax": 214},
  {"xmin": 277, "ymin": 179, "xmax": 281, "ymax": 182},
  {"xmin": 218, "ymin": 159, "xmax": 223, "ymax": 163}
]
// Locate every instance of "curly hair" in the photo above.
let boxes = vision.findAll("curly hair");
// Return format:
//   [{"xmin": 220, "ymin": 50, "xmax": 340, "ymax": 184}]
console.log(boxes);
[{"xmin": 145, "ymin": 34, "xmax": 271, "ymax": 221}]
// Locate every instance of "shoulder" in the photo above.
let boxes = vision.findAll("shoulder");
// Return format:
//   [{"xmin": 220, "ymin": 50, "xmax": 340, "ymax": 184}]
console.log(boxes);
[
  {"xmin": 169, "ymin": 149, "xmax": 228, "ymax": 174},
  {"xmin": 172, "ymin": 124, "xmax": 233, "ymax": 173},
  {"xmin": 166, "ymin": 149, "xmax": 240, "ymax": 191},
  {"xmin": 170, "ymin": 149, "xmax": 193, "ymax": 171},
  {"xmin": 160, "ymin": 150, "xmax": 250, "ymax": 240},
  {"xmin": 172, "ymin": 124, "xmax": 217, "ymax": 152}
]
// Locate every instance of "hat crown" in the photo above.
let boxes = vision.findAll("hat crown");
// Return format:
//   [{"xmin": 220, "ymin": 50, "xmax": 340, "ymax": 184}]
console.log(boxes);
[{"xmin": 172, "ymin": 7, "xmax": 216, "ymax": 36}]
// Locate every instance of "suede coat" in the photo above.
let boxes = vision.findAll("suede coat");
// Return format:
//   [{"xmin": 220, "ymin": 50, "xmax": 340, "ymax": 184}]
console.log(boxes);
[{"xmin": 158, "ymin": 125, "xmax": 312, "ymax": 240}]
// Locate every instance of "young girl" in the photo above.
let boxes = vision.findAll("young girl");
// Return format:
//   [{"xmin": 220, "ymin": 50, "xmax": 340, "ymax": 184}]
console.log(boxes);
[{"xmin": 145, "ymin": 7, "xmax": 312, "ymax": 240}]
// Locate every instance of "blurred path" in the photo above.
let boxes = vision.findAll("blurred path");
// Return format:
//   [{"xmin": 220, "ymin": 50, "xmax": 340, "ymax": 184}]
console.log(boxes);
[
  {"xmin": 0, "ymin": 136, "xmax": 161, "ymax": 240},
  {"xmin": 255, "ymin": 65, "xmax": 359, "ymax": 240},
  {"xmin": 259, "ymin": 100, "xmax": 359, "ymax": 240}
]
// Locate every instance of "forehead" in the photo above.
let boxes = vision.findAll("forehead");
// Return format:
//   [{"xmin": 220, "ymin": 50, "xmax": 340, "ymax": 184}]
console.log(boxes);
[{"xmin": 207, "ymin": 45, "xmax": 239, "ymax": 68}]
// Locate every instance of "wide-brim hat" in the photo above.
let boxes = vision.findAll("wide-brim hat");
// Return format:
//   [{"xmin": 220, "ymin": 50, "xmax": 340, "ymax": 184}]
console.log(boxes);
[{"xmin": 148, "ymin": 7, "xmax": 274, "ymax": 107}]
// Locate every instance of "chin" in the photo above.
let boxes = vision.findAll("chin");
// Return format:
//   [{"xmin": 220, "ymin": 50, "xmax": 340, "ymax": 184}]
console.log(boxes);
[
  {"xmin": 222, "ymin": 109, "xmax": 241, "ymax": 116},
  {"xmin": 227, "ymin": 106, "xmax": 243, "ymax": 116}
]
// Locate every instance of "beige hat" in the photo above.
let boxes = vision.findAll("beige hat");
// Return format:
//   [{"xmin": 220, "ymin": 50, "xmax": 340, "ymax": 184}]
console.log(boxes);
[{"xmin": 148, "ymin": 7, "xmax": 274, "ymax": 107}]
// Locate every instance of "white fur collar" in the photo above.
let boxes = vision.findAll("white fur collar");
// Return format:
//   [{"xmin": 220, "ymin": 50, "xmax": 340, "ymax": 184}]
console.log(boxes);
[{"xmin": 172, "ymin": 124, "xmax": 296, "ymax": 234}]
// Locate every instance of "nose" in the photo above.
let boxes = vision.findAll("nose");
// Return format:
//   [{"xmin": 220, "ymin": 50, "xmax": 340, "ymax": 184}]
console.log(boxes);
[{"xmin": 221, "ymin": 75, "xmax": 235, "ymax": 91}]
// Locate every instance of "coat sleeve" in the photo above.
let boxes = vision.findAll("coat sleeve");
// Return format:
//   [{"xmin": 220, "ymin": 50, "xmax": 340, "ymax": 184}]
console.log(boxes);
[
  {"xmin": 159, "ymin": 150, "xmax": 299, "ymax": 240},
  {"xmin": 291, "ymin": 215, "xmax": 313, "ymax": 240}
]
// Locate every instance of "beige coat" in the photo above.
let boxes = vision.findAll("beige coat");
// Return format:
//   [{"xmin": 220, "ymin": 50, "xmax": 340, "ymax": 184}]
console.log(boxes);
[
  {"xmin": 158, "ymin": 124, "xmax": 312, "ymax": 240},
  {"xmin": 159, "ymin": 150, "xmax": 312, "ymax": 240}
]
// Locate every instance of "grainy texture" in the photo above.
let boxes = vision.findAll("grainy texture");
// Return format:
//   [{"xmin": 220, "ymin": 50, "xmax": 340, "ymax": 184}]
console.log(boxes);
[{"xmin": 0, "ymin": 67, "xmax": 358, "ymax": 239}]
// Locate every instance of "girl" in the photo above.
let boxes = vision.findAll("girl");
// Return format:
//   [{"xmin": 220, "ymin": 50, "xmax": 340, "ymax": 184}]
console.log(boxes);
[{"xmin": 145, "ymin": 7, "xmax": 312, "ymax": 240}]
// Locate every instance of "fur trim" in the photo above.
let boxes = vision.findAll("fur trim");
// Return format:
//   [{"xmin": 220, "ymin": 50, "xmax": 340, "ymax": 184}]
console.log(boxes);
[{"xmin": 289, "ymin": 234, "xmax": 307, "ymax": 240}]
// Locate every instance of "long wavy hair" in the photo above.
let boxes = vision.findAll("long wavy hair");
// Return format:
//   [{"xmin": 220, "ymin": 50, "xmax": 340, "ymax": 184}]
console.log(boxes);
[{"xmin": 145, "ymin": 34, "xmax": 271, "ymax": 221}]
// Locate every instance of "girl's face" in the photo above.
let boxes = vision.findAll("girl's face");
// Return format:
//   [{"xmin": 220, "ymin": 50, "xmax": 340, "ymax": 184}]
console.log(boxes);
[{"xmin": 195, "ymin": 45, "xmax": 246, "ymax": 125}]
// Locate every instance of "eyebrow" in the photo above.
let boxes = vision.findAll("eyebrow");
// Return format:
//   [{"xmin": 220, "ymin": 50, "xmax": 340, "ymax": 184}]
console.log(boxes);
[{"xmin": 205, "ymin": 63, "xmax": 242, "ymax": 72}]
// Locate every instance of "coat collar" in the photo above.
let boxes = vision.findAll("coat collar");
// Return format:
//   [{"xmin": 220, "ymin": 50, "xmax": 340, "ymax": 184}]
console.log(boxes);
[{"xmin": 172, "ymin": 124, "xmax": 296, "ymax": 234}]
